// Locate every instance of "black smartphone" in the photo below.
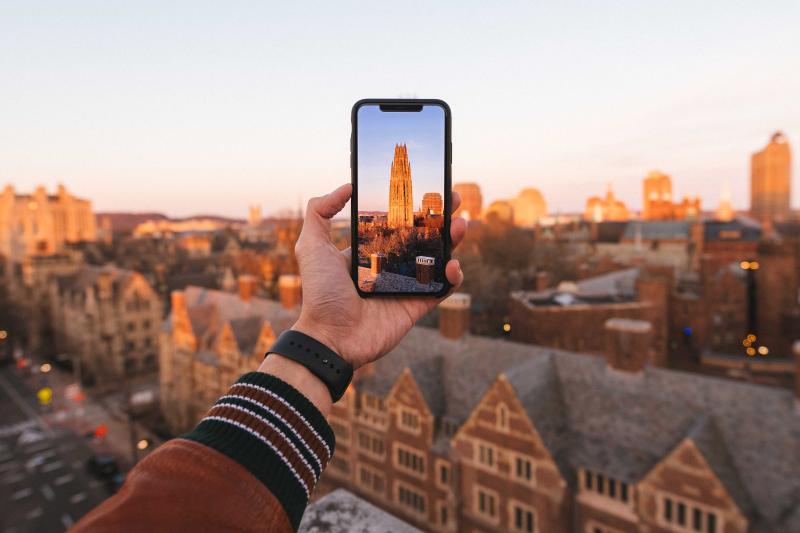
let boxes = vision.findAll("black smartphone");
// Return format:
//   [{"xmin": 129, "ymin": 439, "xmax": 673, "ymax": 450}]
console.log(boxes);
[{"xmin": 351, "ymin": 99, "xmax": 452, "ymax": 297}]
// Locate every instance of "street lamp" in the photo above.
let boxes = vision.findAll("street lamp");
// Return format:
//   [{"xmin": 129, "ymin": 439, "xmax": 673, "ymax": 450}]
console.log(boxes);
[
  {"xmin": 40, "ymin": 363, "xmax": 52, "ymax": 373},
  {"xmin": 137, "ymin": 439, "xmax": 150, "ymax": 451}
]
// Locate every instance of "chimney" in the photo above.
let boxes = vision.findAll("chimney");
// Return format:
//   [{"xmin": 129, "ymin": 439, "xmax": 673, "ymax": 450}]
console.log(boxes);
[
  {"xmin": 371, "ymin": 253, "xmax": 387, "ymax": 275},
  {"xmin": 535, "ymin": 271, "xmax": 550, "ymax": 291},
  {"xmin": 604, "ymin": 318, "xmax": 652, "ymax": 373},
  {"xmin": 416, "ymin": 256, "xmax": 435, "ymax": 284},
  {"xmin": 278, "ymin": 274, "xmax": 302, "ymax": 309},
  {"xmin": 237, "ymin": 274, "xmax": 258, "ymax": 302},
  {"xmin": 439, "ymin": 293, "xmax": 471, "ymax": 340}
]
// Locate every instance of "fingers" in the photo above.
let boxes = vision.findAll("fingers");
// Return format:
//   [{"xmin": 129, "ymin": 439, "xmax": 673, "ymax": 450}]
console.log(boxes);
[
  {"xmin": 450, "ymin": 216, "xmax": 467, "ymax": 250},
  {"xmin": 451, "ymin": 190, "xmax": 462, "ymax": 215},
  {"xmin": 307, "ymin": 183, "xmax": 352, "ymax": 220},
  {"xmin": 444, "ymin": 258, "xmax": 464, "ymax": 290}
]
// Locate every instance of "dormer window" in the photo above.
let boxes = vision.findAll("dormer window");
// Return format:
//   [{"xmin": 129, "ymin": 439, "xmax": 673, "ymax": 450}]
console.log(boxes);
[
  {"xmin": 398, "ymin": 406, "xmax": 421, "ymax": 434},
  {"xmin": 582, "ymin": 469, "xmax": 630, "ymax": 504}
]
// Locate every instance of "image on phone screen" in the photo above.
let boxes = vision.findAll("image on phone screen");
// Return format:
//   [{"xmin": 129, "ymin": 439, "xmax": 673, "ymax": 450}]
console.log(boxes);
[{"xmin": 353, "ymin": 101, "xmax": 449, "ymax": 295}]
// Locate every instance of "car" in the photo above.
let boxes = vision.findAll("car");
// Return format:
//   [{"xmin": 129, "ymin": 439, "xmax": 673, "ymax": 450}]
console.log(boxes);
[{"xmin": 86, "ymin": 455, "xmax": 120, "ymax": 479}]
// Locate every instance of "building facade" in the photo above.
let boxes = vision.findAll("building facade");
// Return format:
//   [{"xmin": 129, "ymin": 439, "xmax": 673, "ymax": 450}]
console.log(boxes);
[
  {"xmin": 0, "ymin": 184, "xmax": 96, "ymax": 262},
  {"xmin": 642, "ymin": 172, "xmax": 701, "ymax": 221},
  {"xmin": 158, "ymin": 279, "xmax": 300, "ymax": 434},
  {"xmin": 750, "ymin": 132, "xmax": 792, "ymax": 222},
  {"xmin": 388, "ymin": 144, "xmax": 414, "ymax": 229},
  {"xmin": 49, "ymin": 266, "xmax": 162, "ymax": 385},
  {"xmin": 584, "ymin": 185, "xmax": 630, "ymax": 222},
  {"xmin": 319, "ymin": 300, "xmax": 800, "ymax": 533},
  {"xmin": 453, "ymin": 183, "xmax": 483, "ymax": 221}
]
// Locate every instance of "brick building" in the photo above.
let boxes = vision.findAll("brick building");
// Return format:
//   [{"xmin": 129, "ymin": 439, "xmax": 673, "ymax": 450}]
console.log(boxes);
[
  {"xmin": 320, "ymin": 299, "xmax": 800, "ymax": 532},
  {"xmin": 49, "ymin": 265, "xmax": 162, "ymax": 384},
  {"xmin": 158, "ymin": 277, "xmax": 300, "ymax": 434},
  {"xmin": 750, "ymin": 132, "xmax": 792, "ymax": 223}
]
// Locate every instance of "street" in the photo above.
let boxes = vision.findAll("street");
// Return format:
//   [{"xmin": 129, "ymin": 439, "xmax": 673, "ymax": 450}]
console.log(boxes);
[{"xmin": 0, "ymin": 365, "xmax": 115, "ymax": 532}]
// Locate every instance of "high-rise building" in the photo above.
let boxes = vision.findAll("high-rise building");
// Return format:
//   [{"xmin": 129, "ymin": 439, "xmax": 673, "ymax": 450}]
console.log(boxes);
[
  {"xmin": 751, "ymin": 132, "xmax": 792, "ymax": 222},
  {"xmin": 642, "ymin": 171, "xmax": 674, "ymax": 220},
  {"xmin": 0, "ymin": 184, "xmax": 97, "ymax": 262},
  {"xmin": 583, "ymin": 184, "xmax": 630, "ymax": 222},
  {"xmin": 388, "ymin": 144, "xmax": 414, "ymax": 228},
  {"xmin": 511, "ymin": 188, "xmax": 547, "ymax": 227},
  {"xmin": 452, "ymin": 182, "xmax": 483, "ymax": 221},
  {"xmin": 420, "ymin": 192, "xmax": 443, "ymax": 215}
]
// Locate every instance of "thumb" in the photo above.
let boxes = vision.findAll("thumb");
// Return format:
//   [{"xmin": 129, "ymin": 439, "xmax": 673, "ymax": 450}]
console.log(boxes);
[{"xmin": 298, "ymin": 183, "xmax": 352, "ymax": 244}]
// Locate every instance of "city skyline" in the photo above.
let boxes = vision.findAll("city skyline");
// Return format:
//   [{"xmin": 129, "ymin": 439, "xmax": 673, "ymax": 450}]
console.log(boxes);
[{"xmin": 1, "ymin": 2, "xmax": 799, "ymax": 217}]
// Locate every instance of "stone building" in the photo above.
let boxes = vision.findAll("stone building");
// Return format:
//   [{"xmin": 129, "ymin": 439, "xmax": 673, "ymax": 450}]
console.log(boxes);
[
  {"xmin": 453, "ymin": 183, "xmax": 483, "ymax": 221},
  {"xmin": 584, "ymin": 185, "xmax": 630, "ymax": 222},
  {"xmin": 511, "ymin": 189, "xmax": 547, "ymax": 227},
  {"xmin": 49, "ymin": 266, "xmax": 162, "ymax": 384},
  {"xmin": 421, "ymin": 192, "xmax": 444, "ymax": 216},
  {"xmin": 320, "ymin": 298, "xmax": 800, "ymax": 533},
  {"xmin": 751, "ymin": 132, "xmax": 792, "ymax": 222},
  {"xmin": 159, "ymin": 278, "xmax": 300, "ymax": 434},
  {"xmin": 0, "ymin": 184, "xmax": 96, "ymax": 263},
  {"xmin": 389, "ymin": 144, "xmax": 414, "ymax": 229},
  {"xmin": 642, "ymin": 172, "xmax": 701, "ymax": 221}
]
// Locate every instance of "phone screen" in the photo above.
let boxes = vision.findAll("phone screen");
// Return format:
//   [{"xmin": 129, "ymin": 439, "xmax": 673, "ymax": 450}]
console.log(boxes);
[{"xmin": 354, "ymin": 102, "xmax": 449, "ymax": 295}]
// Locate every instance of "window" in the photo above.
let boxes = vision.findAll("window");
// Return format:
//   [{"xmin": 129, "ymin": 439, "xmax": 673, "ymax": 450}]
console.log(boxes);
[
  {"xmin": 124, "ymin": 358, "xmax": 136, "ymax": 372},
  {"xmin": 497, "ymin": 403, "xmax": 509, "ymax": 430},
  {"xmin": 439, "ymin": 463, "xmax": 449, "ymax": 485},
  {"xmin": 399, "ymin": 406, "xmax": 420, "ymax": 433},
  {"xmin": 395, "ymin": 444, "xmax": 425, "ymax": 476},
  {"xmin": 144, "ymin": 338, "xmax": 152, "ymax": 348},
  {"xmin": 476, "ymin": 487, "xmax": 497, "ymax": 521},
  {"xmin": 582, "ymin": 469, "xmax": 630, "ymax": 504},
  {"xmin": 437, "ymin": 501, "xmax": 449, "ymax": 527},
  {"xmin": 476, "ymin": 442, "xmax": 496, "ymax": 469},
  {"xmin": 660, "ymin": 495, "xmax": 719, "ymax": 533},
  {"xmin": 143, "ymin": 320, "xmax": 151, "ymax": 329},
  {"xmin": 586, "ymin": 523, "xmax": 624, "ymax": 533},
  {"xmin": 515, "ymin": 456, "xmax": 532, "ymax": 482},
  {"xmin": 127, "ymin": 322, "xmax": 135, "ymax": 332},
  {"xmin": 397, "ymin": 483, "xmax": 426, "ymax": 515},
  {"xmin": 511, "ymin": 502, "xmax": 535, "ymax": 533},
  {"xmin": 357, "ymin": 465, "xmax": 385, "ymax": 494},
  {"xmin": 357, "ymin": 431, "xmax": 385, "ymax": 459}
]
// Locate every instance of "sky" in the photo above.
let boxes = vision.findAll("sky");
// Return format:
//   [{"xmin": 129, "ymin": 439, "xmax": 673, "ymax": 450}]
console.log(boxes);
[
  {"xmin": 1, "ymin": 1, "xmax": 799, "ymax": 218},
  {"xmin": 357, "ymin": 105, "xmax": 444, "ymax": 212}
]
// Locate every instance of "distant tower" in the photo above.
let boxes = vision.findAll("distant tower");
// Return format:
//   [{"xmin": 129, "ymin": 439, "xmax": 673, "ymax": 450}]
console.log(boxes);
[
  {"xmin": 248, "ymin": 205, "xmax": 262, "ymax": 227},
  {"xmin": 453, "ymin": 183, "xmax": 483, "ymax": 221},
  {"xmin": 388, "ymin": 144, "xmax": 414, "ymax": 228},
  {"xmin": 643, "ymin": 171, "xmax": 673, "ymax": 220},
  {"xmin": 511, "ymin": 188, "xmax": 547, "ymax": 227},
  {"xmin": 716, "ymin": 182, "xmax": 734, "ymax": 221},
  {"xmin": 751, "ymin": 132, "xmax": 791, "ymax": 222},
  {"xmin": 421, "ymin": 192, "xmax": 443, "ymax": 215}
]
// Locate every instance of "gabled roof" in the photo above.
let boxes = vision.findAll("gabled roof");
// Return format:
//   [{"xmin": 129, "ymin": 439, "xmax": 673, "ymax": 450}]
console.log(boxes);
[{"xmin": 356, "ymin": 325, "xmax": 800, "ymax": 529}]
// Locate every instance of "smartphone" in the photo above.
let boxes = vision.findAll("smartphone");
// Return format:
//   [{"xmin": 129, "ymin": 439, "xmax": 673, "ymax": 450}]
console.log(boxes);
[{"xmin": 351, "ymin": 99, "xmax": 452, "ymax": 297}]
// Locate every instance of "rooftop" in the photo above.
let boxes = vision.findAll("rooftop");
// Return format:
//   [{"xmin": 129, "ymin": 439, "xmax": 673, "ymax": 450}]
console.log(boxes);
[{"xmin": 299, "ymin": 489, "xmax": 419, "ymax": 533}]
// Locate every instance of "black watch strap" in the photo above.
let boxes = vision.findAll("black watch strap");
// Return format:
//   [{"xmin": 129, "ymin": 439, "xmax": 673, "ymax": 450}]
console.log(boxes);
[{"xmin": 266, "ymin": 330, "xmax": 353, "ymax": 402}]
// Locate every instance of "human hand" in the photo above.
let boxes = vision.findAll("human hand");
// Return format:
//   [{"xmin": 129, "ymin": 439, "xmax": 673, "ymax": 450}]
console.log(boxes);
[{"xmin": 291, "ymin": 183, "xmax": 467, "ymax": 369}]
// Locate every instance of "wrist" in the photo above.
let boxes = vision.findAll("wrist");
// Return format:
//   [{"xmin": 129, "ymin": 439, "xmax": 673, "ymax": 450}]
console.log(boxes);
[
  {"xmin": 290, "ymin": 320, "xmax": 345, "ymax": 362},
  {"xmin": 257, "ymin": 353, "xmax": 332, "ymax": 416}
]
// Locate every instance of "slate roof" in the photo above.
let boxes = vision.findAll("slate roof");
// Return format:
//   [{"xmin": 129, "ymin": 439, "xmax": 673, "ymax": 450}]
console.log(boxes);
[
  {"xmin": 704, "ymin": 219, "xmax": 762, "ymax": 241},
  {"xmin": 169, "ymin": 285, "xmax": 299, "ymax": 356},
  {"xmin": 357, "ymin": 325, "xmax": 800, "ymax": 530},
  {"xmin": 55, "ymin": 265, "xmax": 139, "ymax": 295},
  {"xmin": 622, "ymin": 221, "xmax": 690, "ymax": 240},
  {"xmin": 299, "ymin": 489, "xmax": 420, "ymax": 533},
  {"xmin": 511, "ymin": 267, "xmax": 641, "ymax": 307}
]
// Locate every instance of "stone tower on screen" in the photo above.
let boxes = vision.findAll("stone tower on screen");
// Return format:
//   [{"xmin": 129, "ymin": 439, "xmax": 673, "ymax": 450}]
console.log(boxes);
[{"xmin": 388, "ymin": 144, "xmax": 414, "ymax": 228}]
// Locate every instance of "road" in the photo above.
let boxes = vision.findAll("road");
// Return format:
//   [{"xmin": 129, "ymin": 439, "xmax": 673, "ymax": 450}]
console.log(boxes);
[{"xmin": 0, "ymin": 365, "xmax": 111, "ymax": 532}]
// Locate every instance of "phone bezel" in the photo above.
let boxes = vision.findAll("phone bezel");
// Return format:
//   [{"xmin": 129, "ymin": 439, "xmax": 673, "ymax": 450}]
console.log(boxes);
[{"xmin": 350, "ymin": 98, "xmax": 452, "ymax": 298}]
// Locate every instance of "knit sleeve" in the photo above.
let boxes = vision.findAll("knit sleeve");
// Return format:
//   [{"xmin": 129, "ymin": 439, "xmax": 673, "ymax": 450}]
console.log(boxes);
[{"xmin": 183, "ymin": 372, "xmax": 336, "ymax": 530}]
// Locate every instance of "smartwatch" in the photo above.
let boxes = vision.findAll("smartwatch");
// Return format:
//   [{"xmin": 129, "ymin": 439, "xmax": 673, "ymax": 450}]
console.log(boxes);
[{"xmin": 265, "ymin": 330, "xmax": 353, "ymax": 402}]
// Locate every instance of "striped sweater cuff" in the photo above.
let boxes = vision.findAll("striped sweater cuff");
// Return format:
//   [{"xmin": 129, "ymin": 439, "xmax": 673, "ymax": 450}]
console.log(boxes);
[{"xmin": 182, "ymin": 372, "xmax": 335, "ymax": 530}]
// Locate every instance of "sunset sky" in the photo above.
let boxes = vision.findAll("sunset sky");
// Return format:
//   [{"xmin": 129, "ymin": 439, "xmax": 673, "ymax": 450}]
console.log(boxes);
[{"xmin": 1, "ymin": 1, "xmax": 798, "ymax": 217}]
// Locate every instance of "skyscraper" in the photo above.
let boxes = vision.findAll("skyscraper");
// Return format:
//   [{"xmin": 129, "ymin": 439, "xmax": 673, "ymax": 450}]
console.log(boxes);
[
  {"xmin": 453, "ymin": 182, "xmax": 483, "ymax": 221},
  {"xmin": 751, "ymin": 132, "xmax": 791, "ymax": 222},
  {"xmin": 388, "ymin": 144, "xmax": 414, "ymax": 228}
]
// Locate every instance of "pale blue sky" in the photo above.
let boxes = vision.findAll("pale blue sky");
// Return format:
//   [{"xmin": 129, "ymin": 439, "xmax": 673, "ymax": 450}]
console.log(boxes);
[
  {"xmin": 357, "ymin": 105, "xmax": 444, "ymax": 212},
  {"xmin": 1, "ymin": 1, "xmax": 798, "ymax": 217}
]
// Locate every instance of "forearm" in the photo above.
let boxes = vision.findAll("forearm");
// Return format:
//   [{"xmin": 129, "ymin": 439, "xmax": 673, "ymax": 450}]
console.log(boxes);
[{"xmin": 73, "ymin": 372, "xmax": 335, "ymax": 532}]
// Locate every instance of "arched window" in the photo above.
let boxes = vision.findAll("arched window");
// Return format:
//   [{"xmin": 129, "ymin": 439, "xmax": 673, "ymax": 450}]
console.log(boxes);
[{"xmin": 497, "ymin": 403, "xmax": 509, "ymax": 431}]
